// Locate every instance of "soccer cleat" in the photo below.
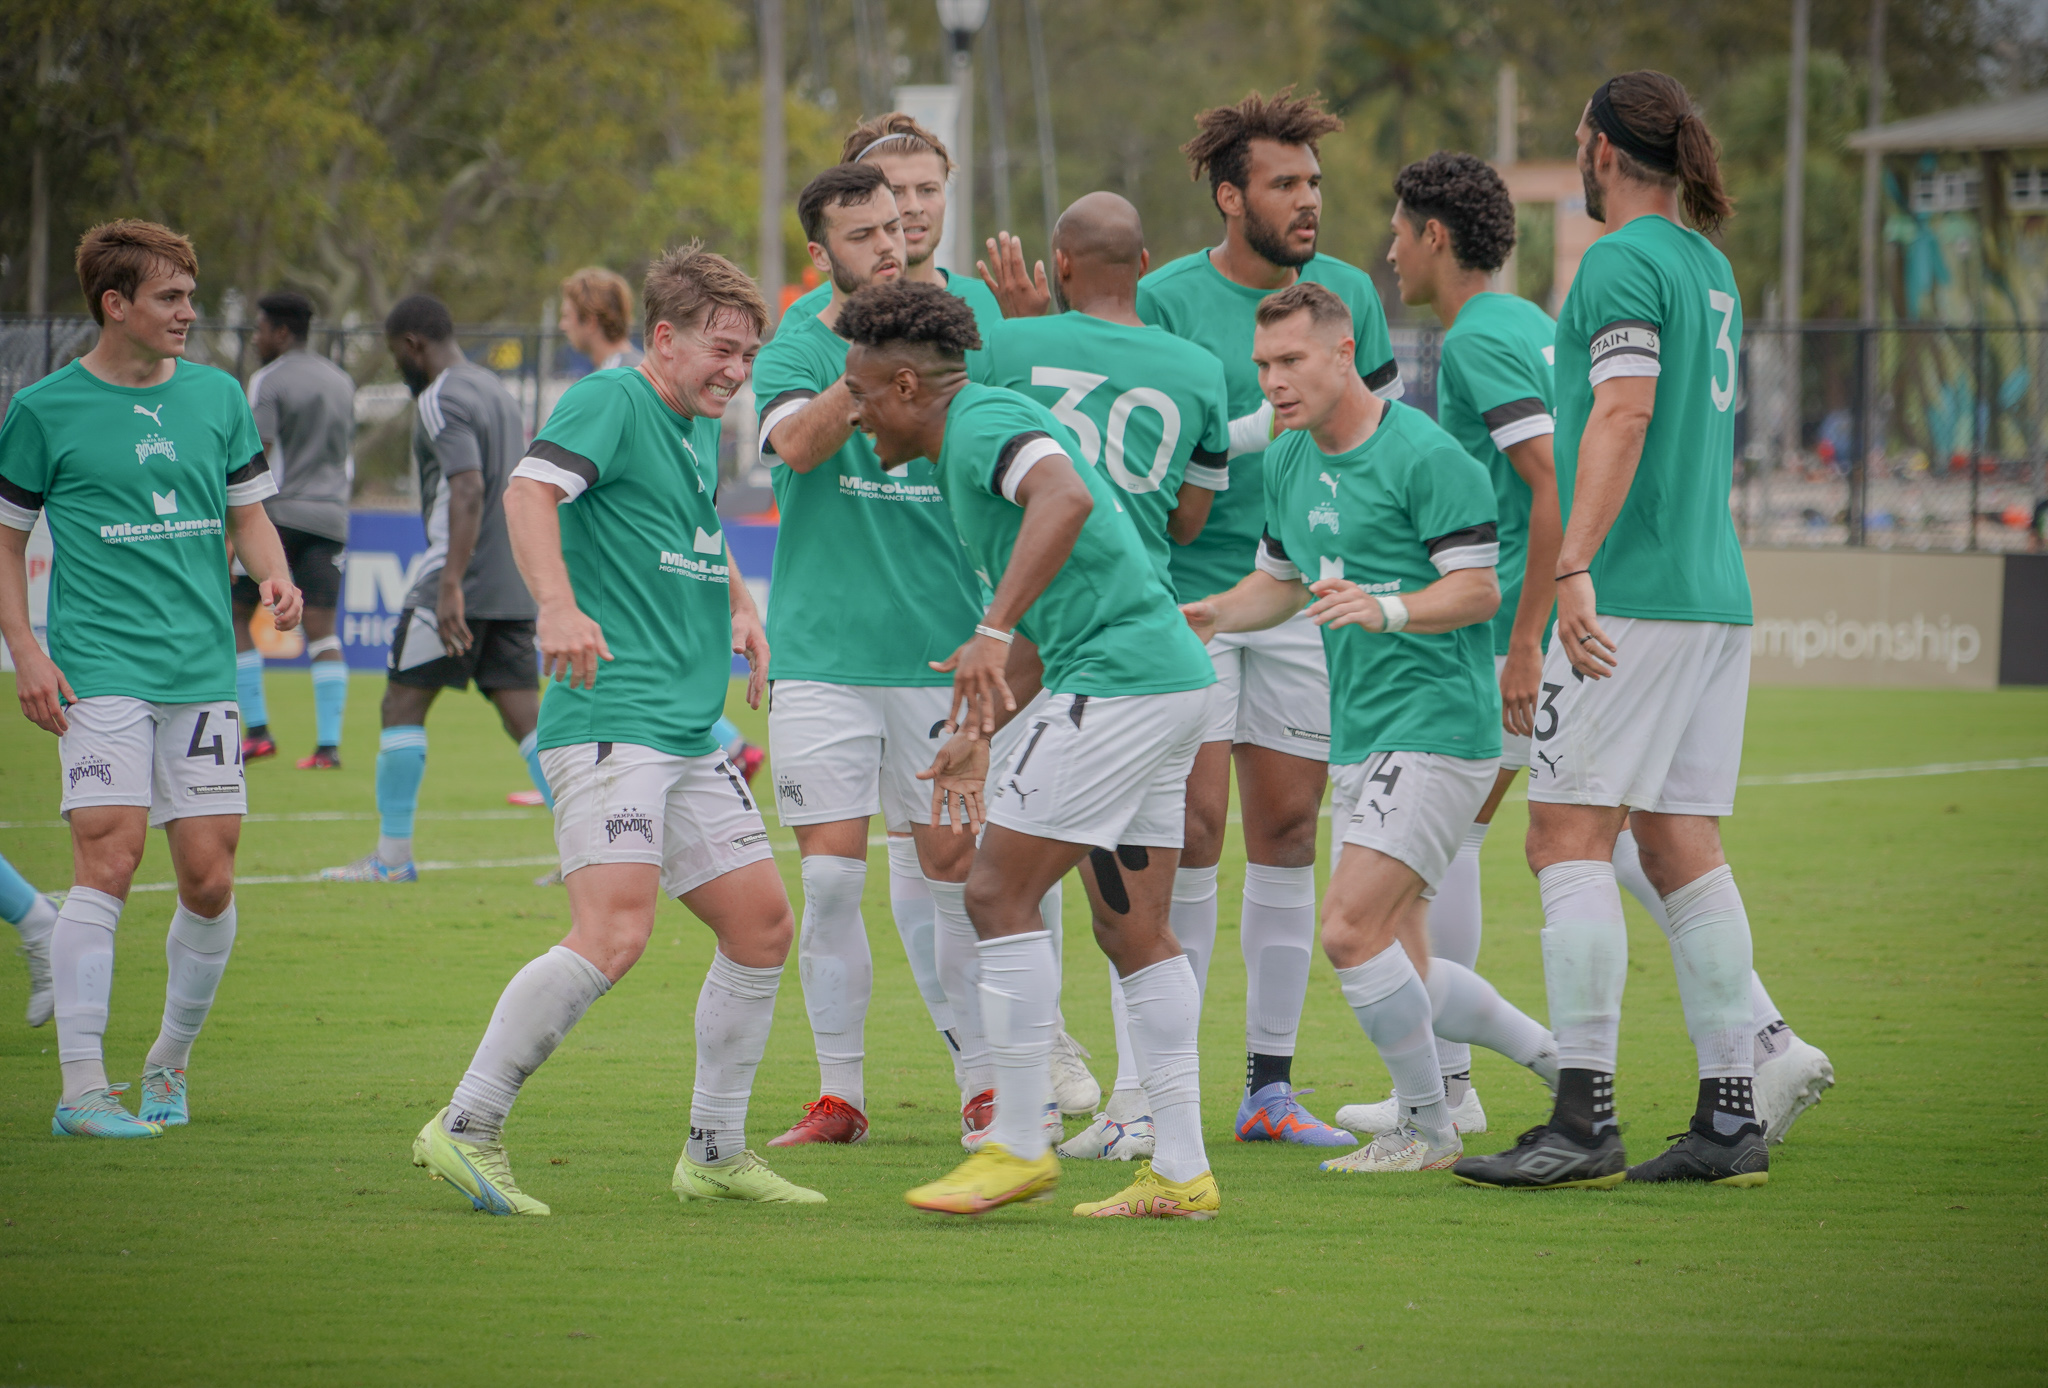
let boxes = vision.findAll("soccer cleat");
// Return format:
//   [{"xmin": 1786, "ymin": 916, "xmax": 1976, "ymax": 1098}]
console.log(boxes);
[
  {"xmin": 734, "ymin": 743, "xmax": 766, "ymax": 786},
  {"xmin": 52, "ymin": 1086, "xmax": 163, "ymax": 1139},
  {"xmin": 137, "ymin": 1065, "xmax": 188, "ymax": 1126},
  {"xmin": 1073, "ymin": 1161, "xmax": 1220, "ymax": 1219},
  {"xmin": 319, "ymin": 854, "xmax": 418, "ymax": 883},
  {"xmin": 1319, "ymin": 1125, "xmax": 1462, "ymax": 1174},
  {"xmin": 1625, "ymin": 1123, "xmax": 1769, "ymax": 1187},
  {"xmin": 296, "ymin": 749, "xmax": 341, "ymax": 770},
  {"xmin": 412, "ymin": 1109, "xmax": 550, "ymax": 1215},
  {"xmin": 905, "ymin": 1143, "xmax": 1059, "ymax": 1215},
  {"xmin": 1057, "ymin": 1110, "xmax": 1156, "ymax": 1161},
  {"xmin": 506, "ymin": 789, "xmax": 546, "ymax": 807},
  {"xmin": 964, "ymin": 1101, "xmax": 1063, "ymax": 1153},
  {"xmin": 1754, "ymin": 1038, "xmax": 1834, "ymax": 1146},
  {"xmin": 1235, "ymin": 1082, "xmax": 1356, "ymax": 1147},
  {"xmin": 767, "ymin": 1095, "xmax": 869, "ymax": 1147},
  {"xmin": 1336, "ymin": 1085, "xmax": 1487, "ymax": 1139},
  {"xmin": 533, "ymin": 866, "xmax": 564, "ymax": 888},
  {"xmin": 1049, "ymin": 1031, "xmax": 1102, "ymax": 1114},
  {"xmin": 960, "ymin": 1088, "xmax": 994, "ymax": 1147},
  {"xmin": 20, "ymin": 930, "xmax": 53, "ymax": 1027},
  {"xmin": 1451, "ymin": 1124, "xmax": 1628, "ymax": 1190},
  {"xmin": 673, "ymin": 1149, "xmax": 827, "ymax": 1204},
  {"xmin": 242, "ymin": 734, "xmax": 277, "ymax": 761}
]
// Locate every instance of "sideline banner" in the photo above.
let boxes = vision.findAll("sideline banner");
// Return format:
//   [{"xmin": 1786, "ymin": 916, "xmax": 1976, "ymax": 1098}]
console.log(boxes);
[{"xmin": 1745, "ymin": 548, "xmax": 2005, "ymax": 690}]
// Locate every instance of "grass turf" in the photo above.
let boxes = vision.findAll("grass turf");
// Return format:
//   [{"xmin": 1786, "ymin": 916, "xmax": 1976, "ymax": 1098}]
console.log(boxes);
[{"xmin": 0, "ymin": 678, "xmax": 2043, "ymax": 1384}]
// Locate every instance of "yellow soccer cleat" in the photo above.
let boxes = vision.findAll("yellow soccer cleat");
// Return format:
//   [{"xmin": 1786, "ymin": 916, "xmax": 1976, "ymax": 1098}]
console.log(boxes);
[
  {"xmin": 673, "ymin": 1148, "xmax": 827, "ymax": 1204},
  {"xmin": 1072, "ymin": 1161, "xmax": 1221, "ymax": 1220},
  {"xmin": 411, "ymin": 1109, "xmax": 551, "ymax": 1216},
  {"xmin": 905, "ymin": 1143, "xmax": 1060, "ymax": 1215}
]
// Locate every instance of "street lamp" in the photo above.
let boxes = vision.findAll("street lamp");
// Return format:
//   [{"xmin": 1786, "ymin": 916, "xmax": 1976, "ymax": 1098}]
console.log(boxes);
[{"xmin": 936, "ymin": 0, "xmax": 990, "ymax": 270}]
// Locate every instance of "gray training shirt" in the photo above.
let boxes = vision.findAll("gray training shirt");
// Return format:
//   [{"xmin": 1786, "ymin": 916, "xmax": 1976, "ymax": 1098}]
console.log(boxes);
[
  {"xmin": 405, "ymin": 357, "xmax": 538, "ymax": 620},
  {"xmin": 246, "ymin": 347, "xmax": 356, "ymax": 542}
]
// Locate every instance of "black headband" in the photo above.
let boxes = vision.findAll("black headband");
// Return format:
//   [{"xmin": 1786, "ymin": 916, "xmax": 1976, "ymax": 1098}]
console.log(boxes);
[{"xmin": 1588, "ymin": 80, "xmax": 1678, "ymax": 175}]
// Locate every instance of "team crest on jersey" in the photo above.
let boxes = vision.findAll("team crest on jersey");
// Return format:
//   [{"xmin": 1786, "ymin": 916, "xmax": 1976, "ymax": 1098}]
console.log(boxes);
[
  {"xmin": 136, "ymin": 433, "xmax": 177, "ymax": 465},
  {"xmin": 1308, "ymin": 501, "xmax": 1339, "ymax": 534}
]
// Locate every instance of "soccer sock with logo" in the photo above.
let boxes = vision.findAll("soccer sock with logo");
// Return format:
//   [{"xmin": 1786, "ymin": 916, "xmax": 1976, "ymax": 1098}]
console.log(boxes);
[
  {"xmin": 515, "ymin": 731, "xmax": 553, "ymax": 810},
  {"xmin": 1537, "ymin": 860, "xmax": 1628, "ymax": 1141},
  {"xmin": 235, "ymin": 648, "xmax": 268, "ymax": 736},
  {"xmin": 1337, "ymin": 942, "xmax": 1453, "ymax": 1145},
  {"xmin": 146, "ymin": 898, "xmax": 238, "ymax": 1071},
  {"xmin": 51, "ymin": 887, "xmax": 123, "ymax": 1103},
  {"xmin": 1428, "ymin": 823, "xmax": 1490, "ymax": 1087},
  {"xmin": 796, "ymin": 854, "xmax": 871, "ymax": 1109},
  {"xmin": 0, "ymin": 853, "xmax": 54, "ymax": 946},
  {"xmin": 374, "ymin": 725, "xmax": 427, "ymax": 864},
  {"xmin": 976, "ymin": 930, "xmax": 1059, "ymax": 1160},
  {"xmin": 1424, "ymin": 958, "xmax": 1559, "ymax": 1087},
  {"xmin": 1170, "ymin": 864, "xmax": 1219, "ymax": 1003},
  {"xmin": 927, "ymin": 879, "xmax": 993, "ymax": 1096},
  {"xmin": 1660, "ymin": 865, "xmax": 1758, "ymax": 1135},
  {"xmin": 687, "ymin": 951, "xmax": 783, "ymax": 1165},
  {"xmin": 1241, "ymin": 863, "xmax": 1315, "ymax": 1092},
  {"xmin": 309, "ymin": 639, "xmax": 348, "ymax": 752},
  {"xmin": 885, "ymin": 837, "xmax": 955, "ymax": 1041},
  {"xmin": 1119, "ymin": 953, "xmax": 1209, "ymax": 1182},
  {"xmin": 444, "ymin": 945, "xmax": 611, "ymax": 1144},
  {"xmin": 1749, "ymin": 972, "xmax": 1801, "ymax": 1068}
]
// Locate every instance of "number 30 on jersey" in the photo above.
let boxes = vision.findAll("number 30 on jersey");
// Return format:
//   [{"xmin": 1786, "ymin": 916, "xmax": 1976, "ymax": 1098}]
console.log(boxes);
[{"xmin": 1030, "ymin": 367, "xmax": 1182, "ymax": 494}]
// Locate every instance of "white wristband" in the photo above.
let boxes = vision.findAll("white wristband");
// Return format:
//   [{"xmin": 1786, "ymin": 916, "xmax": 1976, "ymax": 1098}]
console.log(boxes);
[
  {"xmin": 1374, "ymin": 594, "xmax": 1409, "ymax": 633},
  {"xmin": 974, "ymin": 624, "xmax": 1015, "ymax": 645}
]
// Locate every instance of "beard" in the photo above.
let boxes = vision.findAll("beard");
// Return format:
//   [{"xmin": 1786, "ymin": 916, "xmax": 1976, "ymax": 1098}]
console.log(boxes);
[
  {"xmin": 1580, "ymin": 155, "xmax": 1607, "ymax": 224},
  {"xmin": 827, "ymin": 249, "xmax": 899, "ymax": 295},
  {"xmin": 398, "ymin": 359, "xmax": 432, "ymax": 396},
  {"xmin": 1244, "ymin": 205, "xmax": 1317, "ymax": 269}
]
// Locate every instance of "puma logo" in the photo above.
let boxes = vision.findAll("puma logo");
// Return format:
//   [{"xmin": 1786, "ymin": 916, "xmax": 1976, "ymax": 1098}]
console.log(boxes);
[
  {"xmin": 1318, "ymin": 471, "xmax": 1339, "ymax": 496},
  {"xmin": 134, "ymin": 404, "xmax": 164, "ymax": 425},
  {"xmin": 1535, "ymin": 750, "xmax": 1561, "ymax": 775},
  {"xmin": 1005, "ymin": 779, "xmax": 1034, "ymax": 807},
  {"xmin": 1361, "ymin": 799, "xmax": 1396, "ymax": 828}
]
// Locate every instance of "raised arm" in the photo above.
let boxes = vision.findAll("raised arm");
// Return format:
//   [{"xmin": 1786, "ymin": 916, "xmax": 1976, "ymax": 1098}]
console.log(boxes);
[{"xmin": 761, "ymin": 384, "xmax": 859, "ymax": 473}]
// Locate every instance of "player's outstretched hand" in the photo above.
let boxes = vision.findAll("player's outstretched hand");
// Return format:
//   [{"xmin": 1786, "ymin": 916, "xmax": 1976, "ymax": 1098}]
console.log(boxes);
[
  {"xmin": 978, "ymin": 232, "xmax": 1054, "ymax": 319},
  {"xmin": 1500, "ymin": 641, "xmax": 1542, "ymax": 736},
  {"xmin": 13, "ymin": 646, "xmax": 74, "ymax": 735},
  {"xmin": 732, "ymin": 607, "xmax": 769, "ymax": 710},
  {"xmin": 1180, "ymin": 600, "xmax": 1219, "ymax": 644},
  {"xmin": 538, "ymin": 602, "xmax": 611, "ymax": 689},
  {"xmin": 262, "ymin": 576, "xmax": 304, "ymax": 634},
  {"xmin": 1554, "ymin": 572, "xmax": 1616, "ymax": 679},
  {"xmin": 1306, "ymin": 577, "xmax": 1386, "ymax": 632},
  {"xmin": 931, "ymin": 632, "xmax": 1015, "ymax": 739},
  {"xmin": 917, "ymin": 729, "xmax": 989, "ymax": 835}
]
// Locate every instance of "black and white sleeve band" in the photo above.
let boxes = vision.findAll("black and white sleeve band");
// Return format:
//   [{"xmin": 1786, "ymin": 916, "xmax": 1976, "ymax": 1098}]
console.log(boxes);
[
  {"xmin": 225, "ymin": 452, "xmax": 278, "ymax": 506},
  {"xmin": 0, "ymin": 476, "xmax": 43, "ymax": 532},
  {"xmin": 1481, "ymin": 397, "xmax": 1555, "ymax": 451},
  {"xmin": 991, "ymin": 430, "xmax": 1067, "ymax": 502},
  {"xmin": 1255, "ymin": 527, "xmax": 1301, "ymax": 582},
  {"xmin": 1363, "ymin": 358, "xmax": 1405, "ymax": 401},
  {"xmin": 1426, "ymin": 522, "xmax": 1500, "ymax": 575},
  {"xmin": 1185, "ymin": 444, "xmax": 1230, "ymax": 492},
  {"xmin": 512, "ymin": 439, "xmax": 602, "ymax": 501},
  {"xmin": 757, "ymin": 388, "xmax": 818, "ymax": 464},
  {"xmin": 1588, "ymin": 319, "xmax": 1661, "ymax": 386}
]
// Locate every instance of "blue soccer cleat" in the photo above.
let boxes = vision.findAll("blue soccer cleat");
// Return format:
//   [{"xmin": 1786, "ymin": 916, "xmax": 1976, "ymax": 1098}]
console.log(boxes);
[
  {"xmin": 1235, "ymin": 1082, "xmax": 1357, "ymax": 1147},
  {"xmin": 138, "ymin": 1065, "xmax": 188, "ymax": 1126},
  {"xmin": 53, "ymin": 1085, "xmax": 163, "ymax": 1139}
]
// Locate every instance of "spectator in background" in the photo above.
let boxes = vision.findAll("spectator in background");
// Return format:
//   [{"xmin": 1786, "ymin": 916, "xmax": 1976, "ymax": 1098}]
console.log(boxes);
[{"xmin": 557, "ymin": 268, "xmax": 640, "ymax": 372}]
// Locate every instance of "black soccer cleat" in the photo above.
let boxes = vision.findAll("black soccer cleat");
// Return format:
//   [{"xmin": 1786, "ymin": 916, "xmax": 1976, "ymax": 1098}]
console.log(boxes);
[
  {"xmin": 1624, "ymin": 1123, "xmax": 1769, "ymax": 1187},
  {"xmin": 1451, "ymin": 1123, "xmax": 1628, "ymax": 1190}
]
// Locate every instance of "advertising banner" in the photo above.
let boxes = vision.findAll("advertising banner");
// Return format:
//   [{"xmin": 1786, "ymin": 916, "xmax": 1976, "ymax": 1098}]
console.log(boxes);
[{"xmin": 1745, "ymin": 548, "xmax": 2006, "ymax": 690}]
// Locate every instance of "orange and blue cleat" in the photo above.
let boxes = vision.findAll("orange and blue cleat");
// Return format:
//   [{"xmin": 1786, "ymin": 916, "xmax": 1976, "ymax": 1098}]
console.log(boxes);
[{"xmin": 1234, "ymin": 1081, "xmax": 1357, "ymax": 1147}]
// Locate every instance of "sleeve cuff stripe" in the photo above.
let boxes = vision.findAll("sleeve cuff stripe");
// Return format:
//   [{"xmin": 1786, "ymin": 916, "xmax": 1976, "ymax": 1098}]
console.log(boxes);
[
  {"xmin": 1489, "ymin": 415, "xmax": 1555, "ymax": 450},
  {"xmin": 226, "ymin": 474, "xmax": 279, "ymax": 506},
  {"xmin": 0, "ymin": 497, "xmax": 39, "ymax": 531},
  {"xmin": 524, "ymin": 439, "xmax": 601, "ymax": 484},
  {"xmin": 0, "ymin": 477, "xmax": 45, "ymax": 512},
  {"xmin": 1184, "ymin": 463, "xmax": 1231, "ymax": 490},
  {"xmin": 1255, "ymin": 548, "xmax": 1301, "ymax": 582},
  {"xmin": 225, "ymin": 453, "xmax": 272, "ymax": 486},
  {"xmin": 1588, "ymin": 358, "xmax": 1662, "ymax": 385},
  {"xmin": 1430, "ymin": 542, "xmax": 1500, "ymax": 575},
  {"xmin": 513, "ymin": 457, "xmax": 590, "ymax": 501},
  {"xmin": 758, "ymin": 398, "xmax": 812, "ymax": 458},
  {"xmin": 998, "ymin": 436, "xmax": 1067, "ymax": 502}
]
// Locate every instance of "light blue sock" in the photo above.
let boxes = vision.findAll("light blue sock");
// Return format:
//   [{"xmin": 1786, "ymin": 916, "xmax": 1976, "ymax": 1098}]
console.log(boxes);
[
  {"xmin": 311, "ymin": 659, "xmax": 349, "ymax": 749},
  {"xmin": 517, "ymin": 731, "xmax": 553, "ymax": 810},
  {"xmin": 235, "ymin": 649, "xmax": 268, "ymax": 730},
  {"xmin": 713, "ymin": 716, "xmax": 744, "ymax": 757},
  {"xmin": 0, "ymin": 852, "xmax": 38, "ymax": 925},
  {"xmin": 376, "ymin": 726, "xmax": 428, "ymax": 842}
]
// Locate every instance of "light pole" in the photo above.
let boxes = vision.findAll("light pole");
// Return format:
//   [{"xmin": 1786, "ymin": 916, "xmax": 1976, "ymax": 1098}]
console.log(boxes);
[{"xmin": 936, "ymin": 0, "xmax": 990, "ymax": 272}]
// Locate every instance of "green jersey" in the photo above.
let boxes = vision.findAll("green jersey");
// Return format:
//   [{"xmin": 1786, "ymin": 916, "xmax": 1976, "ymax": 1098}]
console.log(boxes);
[
  {"xmin": 0, "ymin": 358, "xmax": 271, "ymax": 704},
  {"xmin": 784, "ymin": 267, "xmax": 1003, "ymax": 338},
  {"xmin": 1259, "ymin": 403, "xmax": 1501, "ymax": 763},
  {"xmin": 1137, "ymin": 250, "xmax": 1400, "ymax": 602},
  {"xmin": 1436, "ymin": 292, "xmax": 1557, "ymax": 654},
  {"xmin": 1553, "ymin": 215, "xmax": 1750, "ymax": 625},
  {"xmin": 967, "ymin": 313, "xmax": 1230, "ymax": 588},
  {"xmin": 519, "ymin": 369, "xmax": 730, "ymax": 758},
  {"xmin": 933, "ymin": 383, "xmax": 1213, "ymax": 698},
  {"xmin": 753, "ymin": 309, "xmax": 982, "ymax": 684}
]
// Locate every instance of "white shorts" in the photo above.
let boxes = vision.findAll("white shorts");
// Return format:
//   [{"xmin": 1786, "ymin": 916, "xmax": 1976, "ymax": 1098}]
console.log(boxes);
[
  {"xmin": 986, "ymin": 686, "xmax": 1210, "ymax": 851},
  {"xmin": 1204, "ymin": 609, "xmax": 1331, "ymax": 761},
  {"xmin": 58, "ymin": 696, "xmax": 249, "ymax": 826},
  {"xmin": 1524, "ymin": 617, "xmax": 1750, "ymax": 816},
  {"xmin": 766, "ymin": 681, "xmax": 951, "ymax": 831},
  {"xmin": 1497, "ymin": 654, "xmax": 1530, "ymax": 771},
  {"xmin": 1329, "ymin": 750, "xmax": 1500, "ymax": 895},
  {"xmin": 541, "ymin": 741, "xmax": 775, "ymax": 897}
]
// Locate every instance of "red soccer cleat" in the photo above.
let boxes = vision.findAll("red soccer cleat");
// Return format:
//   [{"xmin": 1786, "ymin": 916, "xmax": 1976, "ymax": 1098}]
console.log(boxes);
[
  {"xmin": 960, "ymin": 1088, "xmax": 995, "ymax": 1145},
  {"xmin": 297, "ymin": 750, "xmax": 341, "ymax": 770},
  {"xmin": 735, "ymin": 743, "xmax": 766, "ymax": 786},
  {"xmin": 767, "ymin": 1095, "xmax": 868, "ymax": 1147},
  {"xmin": 506, "ymin": 789, "xmax": 545, "ymax": 807},
  {"xmin": 242, "ymin": 734, "xmax": 277, "ymax": 761}
]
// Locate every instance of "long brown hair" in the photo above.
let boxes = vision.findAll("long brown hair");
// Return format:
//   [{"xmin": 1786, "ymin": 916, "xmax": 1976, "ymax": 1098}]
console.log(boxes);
[{"xmin": 1599, "ymin": 70, "xmax": 1734, "ymax": 235}]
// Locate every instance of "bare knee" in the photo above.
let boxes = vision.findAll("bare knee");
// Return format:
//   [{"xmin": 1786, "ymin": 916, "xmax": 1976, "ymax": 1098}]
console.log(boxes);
[{"xmin": 177, "ymin": 868, "xmax": 236, "ymax": 918}]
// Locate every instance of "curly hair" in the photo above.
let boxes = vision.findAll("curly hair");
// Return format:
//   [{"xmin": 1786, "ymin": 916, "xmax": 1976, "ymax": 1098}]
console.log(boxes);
[
  {"xmin": 1182, "ymin": 87, "xmax": 1343, "ymax": 214},
  {"xmin": 834, "ymin": 281, "xmax": 982, "ymax": 359},
  {"xmin": 1392, "ymin": 152, "xmax": 1517, "ymax": 274}
]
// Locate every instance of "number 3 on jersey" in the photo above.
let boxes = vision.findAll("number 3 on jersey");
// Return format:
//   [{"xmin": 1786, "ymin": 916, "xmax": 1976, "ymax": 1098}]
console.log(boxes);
[
  {"xmin": 1031, "ymin": 366, "xmax": 1181, "ymax": 494},
  {"xmin": 1708, "ymin": 290, "xmax": 1737, "ymax": 413}
]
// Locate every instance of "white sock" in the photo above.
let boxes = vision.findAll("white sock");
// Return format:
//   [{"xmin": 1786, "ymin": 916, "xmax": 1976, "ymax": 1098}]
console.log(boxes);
[
  {"xmin": 1611, "ymin": 828, "xmax": 1671, "ymax": 929},
  {"xmin": 1751, "ymin": 972, "xmax": 1799, "ymax": 1066},
  {"xmin": 1425, "ymin": 958, "xmax": 1558, "ymax": 1086},
  {"xmin": 977, "ymin": 930, "xmax": 1058, "ymax": 1160},
  {"xmin": 886, "ymin": 838, "xmax": 954, "ymax": 1033},
  {"xmin": 376, "ymin": 834, "xmax": 413, "ymax": 870},
  {"xmin": 146, "ymin": 898, "xmax": 237, "ymax": 1070},
  {"xmin": 446, "ymin": 945, "xmax": 611, "ymax": 1143},
  {"xmin": 1119, "ymin": 953, "xmax": 1208, "ymax": 1181},
  {"xmin": 687, "ymin": 951, "xmax": 783, "ymax": 1165},
  {"xmin": 52, "ymin": 886, "xmax": 122, "ymax": 1103},
  {"xmin": 1169, "ymin": 865, "xmax": 1219, "ymax": 1001},
  {"xmin": 1241, "ymin": 864, "xmax": 1315, "ymax": 1062},
  {"xmin": 1108, "ymin": 960, "xmax": 1140, "ymax": 1097},
  {"xmin": 1537, "ymin": 861, "xmax": 1629, "ymax": 1073},
  {"xmin": 1039, "ymin": 879, "xmax": 1067, "ymax": 1034},
  {"xmin": 797, "ymin": 854, "xmax": 870, "ymax": 1109},
  {"xmin": 1336, "ymin": 942, "xmax": 1451, "ymax": 1144},
  {"xmin": 1660, "ymin": 865, "xmax": 1756, "ymax": 1085},
  {"xmin": 14, "ymin": 892, "xmax": 57, "ymax": 949},
  {"xmin": 928, "ymin": 878, "xmax": 992, "ymax": 1095},
  {"xmin": 1430, "ymin": 823, "xmax": 1488, "ymax": 969}
]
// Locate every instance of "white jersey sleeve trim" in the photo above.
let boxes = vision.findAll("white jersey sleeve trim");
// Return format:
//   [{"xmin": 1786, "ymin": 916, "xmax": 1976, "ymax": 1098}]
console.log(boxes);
[
  {"xmin": 1372, "ymin": 374, "xmax": 1406, "ymax": 402},
  {"xmin": 226, "ymin": 471, "xmax": 280, "ymax": 506},
  {"xmin": 1255, "ymin": 531, "xmax": 1301, "ymax": 582},
  {"xmin": 1184, "ymin": 461, "xmax": 1231, "ymax": 491},
  {"xmin": 1588, "ymin": 355, "xmax": 1661, "ymax": 386},
  {"xmin": 0, "ymin": 496, "xmax": 37, "ymax": 531},
  {"xmin": 512, "ymin": 455, "xmax": 590, "ymax": 502},
  {"xmin": 998, "ymin": 435, "xmax": 1068, "ymax": 503},
  {"xmin": 757, "ymin": 395, "xmax": 814, "ymax": 467},
  {"xmin": 1489, "ymin": 413, "xmax": 1556, "ymax": 450},
  {"xmin": 1429, "ymin": 542, "xmax": 1500, "ymax": 576}
]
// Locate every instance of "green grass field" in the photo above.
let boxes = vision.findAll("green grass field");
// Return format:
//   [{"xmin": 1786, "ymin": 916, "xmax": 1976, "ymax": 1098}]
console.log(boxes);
[{"xmin": 0, "ymin": 676, "xmax": 2043, "ymax": 1384}]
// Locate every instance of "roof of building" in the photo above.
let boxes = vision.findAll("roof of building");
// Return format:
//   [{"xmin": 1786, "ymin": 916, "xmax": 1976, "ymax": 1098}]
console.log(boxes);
[{"xmin": 1847, "ymin": 90, "xmax": 2048, "ymax": 153}]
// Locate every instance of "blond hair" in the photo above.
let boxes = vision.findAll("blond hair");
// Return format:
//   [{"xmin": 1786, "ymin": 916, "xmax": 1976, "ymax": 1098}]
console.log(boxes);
[
  {"xmin": 76, "ymin": 219, "xmax": 199, "ymax": 325},
  {"xmin": 642, "ymin": 242, "xmax": 768, "ymax": 338},
  {"xmin": 560, "ymin": 267, "xmax": 635, "ymax": 343}
]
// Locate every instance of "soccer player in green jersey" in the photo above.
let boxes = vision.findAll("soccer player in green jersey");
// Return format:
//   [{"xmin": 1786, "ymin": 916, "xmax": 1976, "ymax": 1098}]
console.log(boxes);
[
  {"xmin": 838, "ymin": 281, "xmax": 1222, "ymax": 1220},
  {"xmin": 1187, "ymin": 283, "xmax": 1558, "ymax": 1175},
  {"xmin": 0, "ymin": 220, "xmax": 304, "ymax": 1138},
  {"xmin": 1138, "ymin": 90, "xmax": 1400, "ymax": 1148},
  {"xmin": 1457, "ymin": 72, "xmax": 1780, "ymax": 1191},
  {"xmin": 972, "ymin": 191, "xmax": 1232, "ymax": 1162},
  {"xmin": 410, "ymin": 246, "xmax": 823, "ymax": 1215}
]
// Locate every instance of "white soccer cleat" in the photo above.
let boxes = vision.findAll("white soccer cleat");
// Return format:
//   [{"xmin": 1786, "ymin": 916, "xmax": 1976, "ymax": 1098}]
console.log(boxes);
[
  {"xmin": 1320, "ymin": 1125, "xmax": 1462, "ymax": 1174},
  {"xmin": 1049, "ymin": 1032, "xmax": 1102, "ymax": 1115},
  {"xmin": 20, "ymin": 936, "xmax": 54, "ymax": 1028},
  {"xmin": 1754, "ymin": 1037, "xmax": 1834, "ymax": 1146},
  {"xmin": 1056, "ymin": 1110, "xmax": 1156, "ymax": 1161},
  {"xmin": 1336, "ymin": 1085, "xmax": 1485, "ymax": 1138}
]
